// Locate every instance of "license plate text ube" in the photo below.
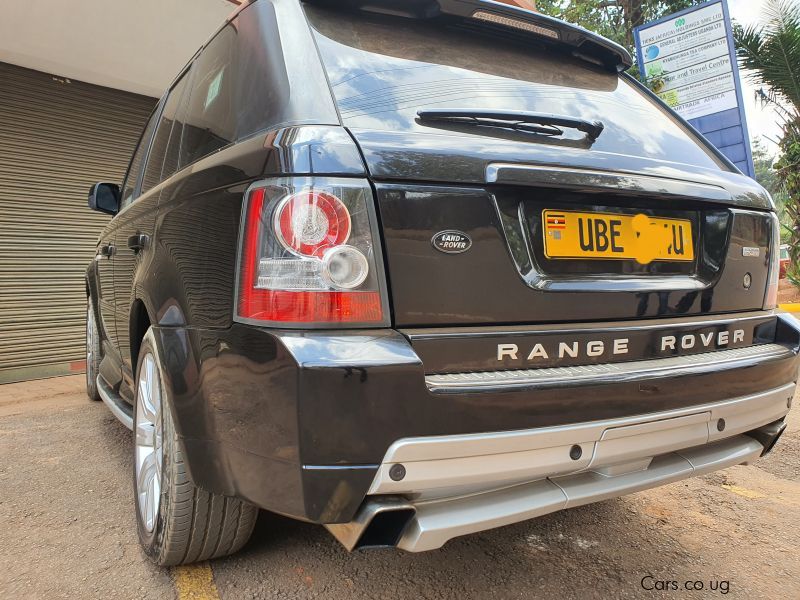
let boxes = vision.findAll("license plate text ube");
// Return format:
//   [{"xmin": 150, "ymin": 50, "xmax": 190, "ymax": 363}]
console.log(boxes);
[{"xmin": 542, "ymin": 209, "xmax": 695, "ymax": 264}]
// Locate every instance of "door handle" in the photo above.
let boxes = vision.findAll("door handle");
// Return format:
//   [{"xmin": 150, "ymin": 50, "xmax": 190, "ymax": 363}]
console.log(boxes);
[
  {"xmin": 127, "ymin": 234, "xmax": 149, "ymax": 253},
  {"xmin": 99, "ymin": 244, "xmax": 115, "ymax": 258}
]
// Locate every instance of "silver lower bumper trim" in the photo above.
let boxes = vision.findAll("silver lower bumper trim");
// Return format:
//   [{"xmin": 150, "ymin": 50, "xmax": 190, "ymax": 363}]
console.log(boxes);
[
  {"xmin": 397, "ymin": 435, "xmax": 763, "ymax": 552},
  {"xmin": 369, "ymin": 383, "xmax": 795, "ymax": 498}
]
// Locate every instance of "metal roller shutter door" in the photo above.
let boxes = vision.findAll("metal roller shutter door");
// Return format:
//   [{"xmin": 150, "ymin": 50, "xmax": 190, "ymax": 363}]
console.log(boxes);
[{"xmin": 0, "ymin": 62, "xmax": 156, "ymax": 383}]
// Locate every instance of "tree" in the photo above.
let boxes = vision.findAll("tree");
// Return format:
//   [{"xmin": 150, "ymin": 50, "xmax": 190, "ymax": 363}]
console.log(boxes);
[
  {"xmin": 535, "ymin": 0, "xmax": 702, "ymax": 51},
  {"xmin": 753, "ymin": 138, "xmax": 791, "ymax": 241},
  {"xmin": 734, "ymin": 0, "xmax": 800, "ymax": 282}
]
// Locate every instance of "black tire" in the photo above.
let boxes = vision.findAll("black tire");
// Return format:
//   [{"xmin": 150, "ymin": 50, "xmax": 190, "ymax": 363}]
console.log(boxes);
[
  {"xmin": 134, "ymin": 328, "xmax": 258, "ymax": 566},
  {"xmin": 86, "ymin": 299, "xmax": 102, "ymax": 401}
]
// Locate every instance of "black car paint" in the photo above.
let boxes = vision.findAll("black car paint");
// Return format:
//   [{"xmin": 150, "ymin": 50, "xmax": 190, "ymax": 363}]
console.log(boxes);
[
  {"xmin": 86, "ymin": 0, "xmax": 796, "ymax": 526},
  {"xmin": 147, "ymin": 316, "xmax": 800, "ymax": 524},
  {"xmin": 347, "ymin": 128, "xmax": 770, "ymax": 209}
]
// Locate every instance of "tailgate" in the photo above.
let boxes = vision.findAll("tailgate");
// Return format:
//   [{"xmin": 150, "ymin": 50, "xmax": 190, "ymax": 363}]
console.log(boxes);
[{"xmin": 374, "ymin": 180, "xmax": 771, "ymax": 326}]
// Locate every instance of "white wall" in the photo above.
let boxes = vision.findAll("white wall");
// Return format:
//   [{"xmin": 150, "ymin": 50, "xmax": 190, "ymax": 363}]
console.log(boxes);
[{"xmin": 0, "ymin": 0, "xmax": 234, "ymax": 98}]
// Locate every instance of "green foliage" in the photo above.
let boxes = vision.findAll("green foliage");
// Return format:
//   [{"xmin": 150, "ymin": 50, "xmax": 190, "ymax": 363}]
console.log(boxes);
[
  {"xmin": 753, "ymin": 138, "xmax": 792, "ymax": 241},
  {"xmin": 753, "ymin": 139, "xmax": 780, "ymax": 192},
  {"xmin": 535, "ymin": 0, "xmax": 702, "ymax": 51},
  {"xmin": 734, "ymin": 1, "xmax": 800, "ymax": 112},
  {"xmin": 734, "ymin": 1, "xmax": 800, "ymax": 285}
]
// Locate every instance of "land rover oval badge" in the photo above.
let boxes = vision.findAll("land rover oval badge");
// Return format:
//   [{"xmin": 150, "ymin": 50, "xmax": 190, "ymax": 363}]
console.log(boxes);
[{"xmin": 432, "ymin": 230, "xmax": 472, "ymax": 254}]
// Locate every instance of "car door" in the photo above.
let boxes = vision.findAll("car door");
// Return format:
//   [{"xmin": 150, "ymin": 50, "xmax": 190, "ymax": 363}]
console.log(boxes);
[
  {"xmin": 94, "ymin": 109, "xmax": 159, "ymax": 378},
  {"xmin": 94, "ymin": 218, "xmax": 119, "ymax": 375},
  {"xmin": 110, "ymin": 105, "xmax": 162, "ymax": 369},
  {"xmin": 114, "ymin": 69, "xmax": 192, "ymax": 382}
]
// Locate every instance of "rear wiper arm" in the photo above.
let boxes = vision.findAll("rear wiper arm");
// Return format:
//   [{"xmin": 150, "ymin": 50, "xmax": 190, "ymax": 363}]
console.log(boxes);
[{"xmin": 417, "ymin": 109, "xmax": 604, "ymax": 142}]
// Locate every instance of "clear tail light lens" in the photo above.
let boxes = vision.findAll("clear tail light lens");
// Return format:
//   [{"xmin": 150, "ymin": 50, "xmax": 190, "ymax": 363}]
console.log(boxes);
[
  {"xmin": 236, "ymin": 178, "xmax": 389, "ymax": 326},
  {"xmin": 274, "ymin": 190, "xmax": 352, "ymax": 257},
  {"xmin": 764, "ymin": 214, "xmax": 781, "ymax": 310}
]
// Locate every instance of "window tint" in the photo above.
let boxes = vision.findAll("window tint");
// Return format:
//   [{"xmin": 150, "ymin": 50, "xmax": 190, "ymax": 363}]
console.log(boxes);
[
  {"xmin": 304, "ymin": 6, "xmax": 722, "ymax": 171},
  {"xmin": 141, "ymin": 70, "xmax": 191, "ymax": 194},
  {"xmin": 161, "ymin": 67, "xmax": 194, "ymax": 182},
  {"xmin": 120, "ymin": 110, "xmax": 159, "ymax": 210},
  {"xmin": 181, "ymin": 26, "xmax": 236, "ymax": 167},
  {"xmin": 179, "ymin": 3, "xmax": 292, "ymax": 169}
]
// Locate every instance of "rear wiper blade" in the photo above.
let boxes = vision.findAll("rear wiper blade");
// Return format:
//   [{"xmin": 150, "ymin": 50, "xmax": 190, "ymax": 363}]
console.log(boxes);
[{"xmin": 417, "ymin": 109, "xmax": 604, "ymax": 142}]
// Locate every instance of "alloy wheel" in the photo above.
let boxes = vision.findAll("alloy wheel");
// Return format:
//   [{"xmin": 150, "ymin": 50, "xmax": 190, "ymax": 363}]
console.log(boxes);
[{"xmin": 134, "ymin": 353, "xmax": 164, "ymax": 533}]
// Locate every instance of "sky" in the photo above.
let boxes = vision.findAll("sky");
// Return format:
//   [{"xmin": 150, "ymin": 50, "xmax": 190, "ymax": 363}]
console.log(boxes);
[{"xmin": 727, "ymin": 0, "xmax": 784, "ymax": 156}]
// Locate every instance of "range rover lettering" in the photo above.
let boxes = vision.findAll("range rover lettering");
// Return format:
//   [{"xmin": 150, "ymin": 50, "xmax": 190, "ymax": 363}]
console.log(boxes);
[{"xmin": 84, "ymin": 0, "xmax": 799, "ymax": 565}]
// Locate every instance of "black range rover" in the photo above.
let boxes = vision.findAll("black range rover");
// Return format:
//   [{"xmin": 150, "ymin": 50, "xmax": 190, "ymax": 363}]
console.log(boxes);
[{"xmin": 85, "ymin": 0, "xmax": 799, "ymax": 565}]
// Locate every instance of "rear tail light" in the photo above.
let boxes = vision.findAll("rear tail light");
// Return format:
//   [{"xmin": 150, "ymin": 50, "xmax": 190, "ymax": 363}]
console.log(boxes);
[
  {"xmin": 764, "ymin": 214, "xmax": 781, "ymax": 310},
  {"xmin": 236, "ymin": 178, "xmax": 389, "ymax": 326}
]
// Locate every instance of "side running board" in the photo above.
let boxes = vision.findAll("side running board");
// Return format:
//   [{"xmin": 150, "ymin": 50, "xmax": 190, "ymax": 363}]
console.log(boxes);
[{"xmin": 96, "ymin": 375, "xmax": 133, "ymax": 430}]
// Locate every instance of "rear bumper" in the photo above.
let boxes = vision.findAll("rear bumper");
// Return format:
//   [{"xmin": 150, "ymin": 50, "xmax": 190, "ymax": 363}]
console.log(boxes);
[
  {"xmin": 342, "ymin": 384, "xmax": 791, "ymax": 552},
  {"xmin": 154, "ymin": 313, "xmax": 800, "ymax": 527}
]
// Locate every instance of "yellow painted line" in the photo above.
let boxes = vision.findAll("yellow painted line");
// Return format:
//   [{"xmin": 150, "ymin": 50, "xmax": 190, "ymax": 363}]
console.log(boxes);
[
  {"xmin": 721, "ymin": 484, "xmax": 766, "ymax": 499},
  {"xmin": 779, "ymin": 303, "xmax": 800, "ymax": 313},
  {"xmin": 173, "ymin": 563, "xmax": 221, "ymax": 600}
]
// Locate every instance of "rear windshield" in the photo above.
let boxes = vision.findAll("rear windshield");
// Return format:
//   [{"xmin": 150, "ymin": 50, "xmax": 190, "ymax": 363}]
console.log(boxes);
[{"xmin": 303, "ymin": 5, "xmax": 724, "ymax": 170}]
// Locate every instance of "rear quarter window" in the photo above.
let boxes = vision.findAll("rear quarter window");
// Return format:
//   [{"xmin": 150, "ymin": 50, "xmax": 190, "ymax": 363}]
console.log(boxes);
[
  {"xmin": 141, "ymin": 69, "xmax": 191, "ymax": 194},
  {"xmin": 179, "ymin": 2, "xmax": 293, "ymax": 169},
  {"xmin": 303, "ymin": 5, "xmax": 724, "ymax": 170}
]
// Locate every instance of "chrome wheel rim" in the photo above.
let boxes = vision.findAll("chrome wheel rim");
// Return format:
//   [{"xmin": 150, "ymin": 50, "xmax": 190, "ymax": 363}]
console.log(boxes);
[{"xmin": 135, "ymin": 353, "xmax": 164, "ymax": 533}]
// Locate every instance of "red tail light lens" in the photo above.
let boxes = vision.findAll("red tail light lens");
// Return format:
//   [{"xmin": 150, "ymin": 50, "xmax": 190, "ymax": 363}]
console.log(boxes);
[
  {"xmin": 238, "ymin": 289, "xmax": 384, "ymax": 323},
  {"xmin": 236, "ymin": 178, "xmax": 389, "ymax": 327}
]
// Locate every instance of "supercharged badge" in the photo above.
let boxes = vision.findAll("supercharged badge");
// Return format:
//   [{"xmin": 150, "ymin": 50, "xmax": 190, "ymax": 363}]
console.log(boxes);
[{"xmin": 432, "ymin": 230, "xmax": 472, "ymax": 254}]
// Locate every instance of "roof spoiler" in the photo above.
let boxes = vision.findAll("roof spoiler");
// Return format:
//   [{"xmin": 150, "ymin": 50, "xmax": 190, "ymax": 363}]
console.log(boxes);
[{"xmin": 302, "ymin": 0, "xmax": 633, "ymax": 72}]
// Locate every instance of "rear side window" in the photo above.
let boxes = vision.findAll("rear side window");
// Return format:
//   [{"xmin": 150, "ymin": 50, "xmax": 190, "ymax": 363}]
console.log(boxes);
[
  {"xmin": 141, "ymin": 69, "xmax": 191, "ymax": 194},
  {"xmin": 161, "ymin": 67, "xmax": 194, "ymax": 182},
  {"xmin": 121, "ymin": 110, "xmax": 159, "ymax": 209},
  {"xmin": 179, "ymin": 3, "xmax": 292, "ymax": 169},
  {"xmin": 181, "ymin": 25, "xmax": 237, "ymax": 167},
  {"xmin": 303, "ymin": 6, "xmax": 723, "ymax": 170}
]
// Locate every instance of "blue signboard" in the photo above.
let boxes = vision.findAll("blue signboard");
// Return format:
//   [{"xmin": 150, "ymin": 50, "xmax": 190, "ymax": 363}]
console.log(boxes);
[{"xmin": 634, "ymin": 0, "xmax": 755, "ymax": 178}]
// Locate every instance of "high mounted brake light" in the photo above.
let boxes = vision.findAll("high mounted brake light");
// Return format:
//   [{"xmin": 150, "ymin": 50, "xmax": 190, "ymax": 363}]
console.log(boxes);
[
  {"xmin": 472, "ymin": 10, "xmax": 559, "ymax": 40},
  {"xmin": 236, "ymin": 178, "xmax": 389, "ymax": 327}
]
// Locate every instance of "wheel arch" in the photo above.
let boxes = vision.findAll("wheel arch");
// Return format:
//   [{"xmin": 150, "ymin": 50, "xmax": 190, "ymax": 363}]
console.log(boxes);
[
  {"xmin": 130, "ymin": 299, "xmax": 152, "ymax": 372},
  {"xmin": 85, "ymin": 263, "xmax": 109, "ymax": 346}
]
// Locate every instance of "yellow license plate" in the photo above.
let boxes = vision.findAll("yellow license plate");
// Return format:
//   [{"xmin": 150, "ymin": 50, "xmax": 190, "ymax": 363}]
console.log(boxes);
[{"xmin": 542, "ymin": 210, "xmax": 694, "ymax": 264}]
